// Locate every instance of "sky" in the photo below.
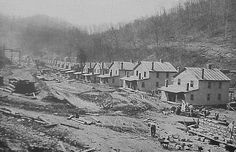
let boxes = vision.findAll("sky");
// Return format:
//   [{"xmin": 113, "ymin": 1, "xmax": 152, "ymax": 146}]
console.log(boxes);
[{"xmin": 0, "ymin": 0, "xmax": 181, "ymax": 27}]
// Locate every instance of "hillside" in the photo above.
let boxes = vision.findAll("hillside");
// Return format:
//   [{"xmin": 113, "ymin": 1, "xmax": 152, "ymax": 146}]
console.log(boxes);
[{"xmin": 0, "ymin": 0, "xmax": 236, "ymax": 69}]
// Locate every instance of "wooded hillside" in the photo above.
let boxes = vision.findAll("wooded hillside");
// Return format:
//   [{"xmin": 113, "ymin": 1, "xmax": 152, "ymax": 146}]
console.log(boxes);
[{"xmin": 0, "ymin": 0, "xmax": 235, "ymax": 68}]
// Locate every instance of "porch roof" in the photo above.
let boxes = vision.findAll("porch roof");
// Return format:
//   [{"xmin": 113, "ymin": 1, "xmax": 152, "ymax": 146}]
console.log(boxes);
[
  {"xmin": 60, "ymin": 69, "xmax": 71, "ymax": 72},
  {"xmin": 97, "ymin": 74, "xmax": 111, "ymax": 78},
  {"xmin": 159, "ymin": 85, "xmax": 198, "ymax": 93},
  {"xmin": 73, "ymin": 72, "xmax": 82, "ymax": 75},
  {"xmin": 65, "ymin": 70, "xmax": 75, "ymax": 74},
  {"xmin": 120, "ymin": 76, "xmax": 139, "ymax": 81},
  {"xmin": 82, "ymin": 73, "xmax": 93, "ymax": 76}
]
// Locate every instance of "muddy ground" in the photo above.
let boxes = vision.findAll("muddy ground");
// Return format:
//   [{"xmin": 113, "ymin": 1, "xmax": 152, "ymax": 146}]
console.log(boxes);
[{"xmin": 0, "ymin": 65, "xmax": 236, "ymax": 152}]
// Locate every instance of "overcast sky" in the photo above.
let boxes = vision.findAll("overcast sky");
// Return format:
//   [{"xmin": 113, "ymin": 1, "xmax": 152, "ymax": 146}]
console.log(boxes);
[{"xmin": 0, "ymin": 0, "xmax": 181, "ymax": 26}]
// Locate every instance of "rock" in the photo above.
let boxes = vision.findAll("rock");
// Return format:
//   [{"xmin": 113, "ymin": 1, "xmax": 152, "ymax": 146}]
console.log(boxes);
[
  {"xmin": 175, "ymin": 144, "xmax": 182, "ymax": 150},
  {"xmin": 39, "ymin": 132, "xmax": 45, "ymax": 136},
  {"xmin": 184, "ymin": 145, "xmax": 190, "ymax": 150}
]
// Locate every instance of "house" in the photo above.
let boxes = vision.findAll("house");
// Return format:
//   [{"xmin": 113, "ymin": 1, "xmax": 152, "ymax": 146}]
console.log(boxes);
[
  {"xmin": 81, "ymin": 62, "xmax": 96, "ymax": 82},
  {"xmin": 159, "ymin": 65, "xmax": 231, "ymax": 105},
  {"xmin": 105, "ymin": 61, "xmax": 137, "ymax": 87},
  {"xmin": 72, "ymin": 63, "xmax": 84, "ymax": 80},
  {"xmin": 97, "ymin": 62, "xmax": 112, "ymax": 84},
  {"xmin": 121, "ymin": 60, "xmax": 177, "ymax": 92},
  {"xmin": 92, "ymin": 63, "xmax": 103, "ymax": 83}
]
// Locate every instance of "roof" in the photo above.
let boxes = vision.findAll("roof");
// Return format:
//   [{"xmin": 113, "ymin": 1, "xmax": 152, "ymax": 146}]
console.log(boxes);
[
  {"xmin": 120, "ymin": 62, "xmax": 138, "ymax": 71},
  {"xmin": 120, "ymin": 76, "xmax": 139, "ymax": 81},
  {"xmin": 65, "ymin": 70, "xmax": 75, "ymax": 74},
  {"xmin": 74, "ymin": 72, "xmax": 82, "ymax": 75},
  {"xmin": 110, "ymin": 61, "xmax": 137, "ymax": 71},
  {"xmin": 60, "ymin": 69, "xmax": 70, "ymax": 72},
  {"xmin": 177, "ymin": 67, "xmax": 231, "ymax": 81},
  {"xmin": 97, "ymin": 74, "xmax": 111, "ymax": 78},
  {"xmin": 134, "ymin": 61, "xmax": 177, "ymax": 72},
  {"xmin": 151, "ymin": 62, "xmax": 177, "ymax": 72},
  {"xmin": 159, "ymin": 85, "xmax": 198, "ymax": 93},
  {"xmin": 120, "ymin": 76, "xmax": 149, "ymax": 81},
  {"xmin": 101, "ymin": 62, "xmax": 112, "ymax": 69},
  {"xmin": 82, "ymin": 73, "xmax": 93, "ymax": 76},
  {"xmin": 84, "ymin": 62, "xmax": 96, "ymax": 69}
]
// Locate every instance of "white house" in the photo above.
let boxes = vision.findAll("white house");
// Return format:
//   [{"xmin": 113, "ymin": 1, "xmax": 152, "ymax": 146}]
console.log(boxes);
[{"xmin": 160, "ymin": 65, "xmax": 231, "ymax": 105}]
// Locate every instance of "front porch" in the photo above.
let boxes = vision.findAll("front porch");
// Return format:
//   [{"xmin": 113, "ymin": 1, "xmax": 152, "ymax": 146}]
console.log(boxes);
[
  {"xmin": 98, "ymin": 74, "xmax": 110, "ymax": 84},
  {"xmin": 121, "ymin": 76, "xmax": 139, "ymax": 90},
  {"xmin": 159, "ymin": 85, "xmax": 190, "ymax": 103}
]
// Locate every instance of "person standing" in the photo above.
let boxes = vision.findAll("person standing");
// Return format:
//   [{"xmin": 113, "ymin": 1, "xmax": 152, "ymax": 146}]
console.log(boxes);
[
  {"xmin": 228, "ymin": 121, "xmax": 235, "ymax": 139},
  {"xmin": 148, "ymin": 123, "xmax": 157, "ymax": 137},
  {"xmin": 189, "ymin": 104, "xmax": 194, "ymax": 117}
]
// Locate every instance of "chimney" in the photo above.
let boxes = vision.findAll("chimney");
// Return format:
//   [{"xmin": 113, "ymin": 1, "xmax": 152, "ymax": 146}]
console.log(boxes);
[
  {"xmin": 121, "ymin": 62, "xmax": 124, "ymax": 70},
  {"xmin": 202, "ymin": 68, "xmax": 205, "ymax": 79},
  {"xmin": 90, "ymin": 62, "xmax": 92, "ymax": 68},
  {"xmin": 177, "ymin": 67, "xmax": 180, "ymax": 73},
  {"xmin": 187, "ymin": 83, "xmax": 189, "ymax": 91},
  {"xmin": 102, "ymin": 62, "xmax": 104, "ymax": 69},
  {"xmin": 160, "ymin": 59, "xmax": 163, "ymax": 63},
  {"xmin": 165, "ymin": 80, "xmax": 169, "ymax": 87},
  {"xmin": 152, "ymin": 62, "xmax": 154, "ymax": 70},
  {"xmin": 207, "ymin": 64, "xmax": 213, "ymax": 69}
]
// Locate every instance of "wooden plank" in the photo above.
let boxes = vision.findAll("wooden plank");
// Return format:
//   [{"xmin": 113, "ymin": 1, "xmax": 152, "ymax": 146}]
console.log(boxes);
[
  {"xmin": 58, "ymin": 141, "xmax": 67, "ymax": 152},
  {"xmin": 81, "ymin": 147, "xmax": 96, "ymax": 152},
  {"xmin": 60, "ymin": 123, "xmax": 83, "ymax": 130},
  {"xmin": 189, "ymin": 129, "xmax": 236, "ymax": 148}
]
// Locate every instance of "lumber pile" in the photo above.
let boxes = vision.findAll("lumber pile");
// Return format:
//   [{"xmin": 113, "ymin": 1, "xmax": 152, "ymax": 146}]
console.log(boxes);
[{"xmin": 189, "ymin": 118, "xmax": 236, "ymax": 148}]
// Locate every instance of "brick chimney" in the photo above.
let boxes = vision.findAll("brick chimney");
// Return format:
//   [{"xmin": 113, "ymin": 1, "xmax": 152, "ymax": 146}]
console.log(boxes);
[
  {"xmin": 160, "ymin": 59, "xmax": 163, "ymax": 63},
  {"xmin": 187, "ymin": 83, "xmax": 189, "ymax": 91},
  {"xmin": 177, "ymin": 67, "xmax": 180, "ymax": 73},
  {"xmin": 152, "ymin": 62, "xmax": 154, "ymax": 70},
  {"xmin": 121, "ymin": 62, "xmax": 124, "ymax": 70},
  {"xmin": 202, "ymin": 68, "xmax": 205, "ymax": 79},
  {"xmin": 207, "ymin": 64, "xmax": 213, "ymax": 69},
  {"xmin": 165, "ymin": 80, "xmax": 169, "ymax": 87}
]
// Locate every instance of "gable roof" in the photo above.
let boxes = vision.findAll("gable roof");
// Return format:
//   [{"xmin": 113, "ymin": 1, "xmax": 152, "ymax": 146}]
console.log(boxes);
[
  {"xmin": 109, "ymin": 61, "xmax": 137, "ymax": 70},
  {"xmin": 100, "ymin": 62, "xmax": 112, "ymax": 69},
  {"xmin": 151, "ymin": 62, "xmax": 177, "ymax": 72},
  {"xmin": 121, "ymin": 62, "xmax": 137, "ymax": 70},
  {"xmin": 134, "ymin": 61, "xmax": 177, "ymax": 72},
  {"xmin": 84, "ymin": 62, "xmax": 96, "ymax": 69},
  {"xmin": 176, "ymin": 67, "xmax": 230, "ymax": 81}
]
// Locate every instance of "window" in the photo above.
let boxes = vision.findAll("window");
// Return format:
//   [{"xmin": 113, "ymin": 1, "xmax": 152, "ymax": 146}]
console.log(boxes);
[
  {"xmin": 156, "ymin": 72, "xmax": 159, "ymax": 78},
  {"xmin": 142, "ymin": 82, "xmax": 145, "ymax": 88},
  {"xmin": 178, "ymin": 79, "xmax": 181, "ymax": 85},
  {"xmin": 156, "ymin": 82, "xmax": 159, "ymax": 87},
  {"xmin": 208, "ymin": 82, "xmax": 211, "ymax": 89},
  {"xmin": 136, "ymin": 71, "xmax": 138, "ymax": 76},
  {"xmin": 166, "ymin": 73, "xmax": 169, "ymax": 78},
  {"xmin": 218, "ymin": 94, "xmax": 221, "ymax": 100},
  {"xmin": 190, "ymin": 94, "xmax": 194, "ymax": 101},
  {"xmin": 207, "ymin": 94, "xmax": 210, "ymax": 101},
  {"xmin": 112, "ymin": 78, "xmax": 115, "ymax": 83},
  {"xmin": 126, "ymin": 71, "xmax": 129, "ymax": 77},
  {"xmin": 144, "ymin": 72, "xmax": 146, "ymax": 77},
  {"xmin": 219, "ymin": 82, "xmax": 222, "ymax": 89},
  {"xmin": 190, "ymin": 81, "xmax": 194, "ymax": 87},
  {"xmin": 139, "ymin": 73, "xmax": 141, "ymax": 79}
]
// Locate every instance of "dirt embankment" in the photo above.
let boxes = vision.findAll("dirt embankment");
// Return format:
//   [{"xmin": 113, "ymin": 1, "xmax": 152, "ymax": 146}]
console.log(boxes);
[{"xmin": 1, "ymin": 66, "xmax": 236, "ymax": 152}]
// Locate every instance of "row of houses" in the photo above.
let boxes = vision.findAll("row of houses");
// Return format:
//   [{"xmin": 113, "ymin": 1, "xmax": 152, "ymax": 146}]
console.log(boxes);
[{"xmin": 45, "ymin": 58, "xmax": 231, "ymax": 106}]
